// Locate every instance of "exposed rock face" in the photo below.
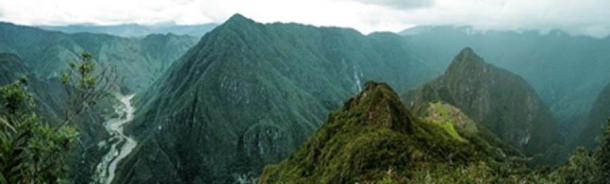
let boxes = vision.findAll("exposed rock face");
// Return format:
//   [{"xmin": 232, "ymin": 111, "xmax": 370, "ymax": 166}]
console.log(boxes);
[
  {"xmin": 574, "ymin": 83, "xmax": 610, "ymax": 149},
  {"xmin": 259, "ymin": 82, "xmax": 520, "ymax": 183},
  {"xmin": 115, "ymin": 14, "xmax": 433, "ymax": 183},
  {"xmin": 403, "ymin": 48, "xmax": 562, "ymax": 162}
]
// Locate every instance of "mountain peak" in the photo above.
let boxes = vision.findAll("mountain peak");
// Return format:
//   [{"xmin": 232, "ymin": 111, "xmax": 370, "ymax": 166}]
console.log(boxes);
[
  {"xmin": 224, "ymin": 13, "xmax": 256, "ymax": 25},
  {"xmin": 458, "ymin": 47, "xmax": 475, "ymax": 56},
  {"xmin": 445, "ymin": 47, "xmax": 488, "ymax": 76},
  {"xmin": 260, "ymin": 80, "xmax": 520, "ymax": 183},
  {"xmin": 455, "ymin": 47, "xmax": 483, "ymax": 64},
  {"xmin": 342, "ymin": 81, "xmax": 413, "ymax": 132},
  {"xmin": 404, "ymin": 48, "xmax": 561, "ymax": 158}
]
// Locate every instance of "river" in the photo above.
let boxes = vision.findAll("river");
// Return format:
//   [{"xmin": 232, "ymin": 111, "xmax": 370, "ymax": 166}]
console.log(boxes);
[{"xmin": 93, "ymin": 94, "xmax": 137, "ymax": 184}]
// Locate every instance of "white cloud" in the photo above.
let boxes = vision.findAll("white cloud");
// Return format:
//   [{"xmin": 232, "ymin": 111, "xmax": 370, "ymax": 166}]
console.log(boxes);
[
  {"xmin": 348, "ymin": 0, "xmax": 433, "ymax": 10},
  {"xmin": 1, "ymin": 0, "xmax": 609, "ymax": 37}
]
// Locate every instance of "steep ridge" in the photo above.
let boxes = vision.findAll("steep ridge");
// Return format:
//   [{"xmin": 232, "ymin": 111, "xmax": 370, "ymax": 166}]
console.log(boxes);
[
  {"xmin": 400, "ymin": 26, "xmax": 610, "ymax": 138},
  {"xmin": 574, "ymin": 83, "xmax": 610, "ymax": 149},
  {"xmin": 403, "ymin": 48, "xmax": 562, "ymax": 164},
  {"xmin": 0, "ymin": 22, "xmax": 198, "ymax": 91},
  {"xmin": 115, "ymin": 14, "xmax": 433, "ymax": 183},
  {"xmin": 259, "ymin": 82, "xmax": 522, "ymax": 183}
]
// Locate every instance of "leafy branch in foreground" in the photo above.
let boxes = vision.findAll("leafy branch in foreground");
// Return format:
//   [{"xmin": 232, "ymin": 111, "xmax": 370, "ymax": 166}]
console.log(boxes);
[
  {"xmin": 0, "ymin": 78, "xmax": 78, "ymax": 184},
  {"xmin": 1, "ymin": 51, "xmax": 118, "ymax": 183}
]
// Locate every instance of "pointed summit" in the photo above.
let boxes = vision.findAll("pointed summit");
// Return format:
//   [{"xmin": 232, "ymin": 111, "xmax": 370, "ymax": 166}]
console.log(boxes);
[
  {"xmin": 456, "ymin": 47, "xmax": 475, "ymax": 59},
  {"xmin": 223, "ymin": 13, "xmax": 257, "ymax": 27},
  {"xmin": 227, "ymin": 13, "xmax": 250, "ymax": 22},
  {"xmin": 342, "ymin": 81, "xmax": 414, "ymax": 132},
  {"xmin": 446, "ymin": 47, "xmax": 488, "ymax": 75}
]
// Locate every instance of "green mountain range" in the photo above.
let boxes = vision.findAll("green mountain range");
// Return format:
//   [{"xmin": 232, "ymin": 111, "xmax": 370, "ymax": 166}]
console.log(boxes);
[
  {"xmin": 400, "ymin": 26, "xmax": 610, "ymax": 138},
  {"xmin": 113, "ymin": 14, "xmax": 434, "ymax": 183},
  {"xmin": 0, "ymin": 22, "xmax": 198, "ymax": 92},
  {"xmin": 2, "ymin": 13, "xmax": 610, "ymax": 183},
  {"xmin": 39, "ymin": 23, "xmax": 218, "ymax": 38},
  {"xmin": 403, "ymin": 48, "xmax": 562, "ymax": 164}
]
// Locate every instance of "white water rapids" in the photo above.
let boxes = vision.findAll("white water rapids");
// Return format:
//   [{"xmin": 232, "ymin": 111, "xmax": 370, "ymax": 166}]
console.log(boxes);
[{"xmin": 93, "ymin": 94, "xmax": 137, "ymax": 184}]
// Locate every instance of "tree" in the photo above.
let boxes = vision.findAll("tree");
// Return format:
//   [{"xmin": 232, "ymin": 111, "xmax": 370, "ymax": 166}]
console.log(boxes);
[
  {"xmin": 59, "ymin": 51, "xmax": 118, "ymax": 183},
  {"xmin": 59, "ymin": 51, "xmax": 118, "ymax": 126},
  {"xmin": 550, "ymin": 147, "xmax": 601, "ymax": 184},
  {"xmin": 0, "ymin": 78, "xmax": 78, "ymax": 183},
  {"xmin": 1, "ymin": 51, "xmax": 117, "ymax": 183}
]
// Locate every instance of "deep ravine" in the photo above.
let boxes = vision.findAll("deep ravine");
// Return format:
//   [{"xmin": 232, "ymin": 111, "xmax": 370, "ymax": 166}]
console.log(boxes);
[{"xmin": 93, "ymin": 94, "xmax": 137, "ymax": 184}]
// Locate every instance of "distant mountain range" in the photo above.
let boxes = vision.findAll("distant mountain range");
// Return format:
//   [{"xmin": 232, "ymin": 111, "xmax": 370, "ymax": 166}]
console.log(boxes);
[
  {"xmin": 403, "ymin": 48, "xmax": 562, "ymax": 164},
  {"xmin": 0, "ymin": 22, "xmax": 198, "ymax": 92},
  {"xmin": 399, "ymin": 25, "xmax": 610, "ymax": 140},
  {"xmin": 38, "ymin": 23, "xmax": 218, "ymax": 38}
]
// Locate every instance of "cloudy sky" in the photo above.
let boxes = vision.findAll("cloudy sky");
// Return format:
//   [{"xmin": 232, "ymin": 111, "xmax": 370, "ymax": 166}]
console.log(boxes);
[{"xmin": 1, "ymin": 0, "xmax": 609, "ymax": 37}]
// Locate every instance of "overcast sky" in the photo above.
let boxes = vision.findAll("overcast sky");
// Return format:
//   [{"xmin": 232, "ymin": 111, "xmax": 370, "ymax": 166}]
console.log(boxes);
[{"xmin": 1, "ymin": 0, "xmax": 609, "ymax": 37}]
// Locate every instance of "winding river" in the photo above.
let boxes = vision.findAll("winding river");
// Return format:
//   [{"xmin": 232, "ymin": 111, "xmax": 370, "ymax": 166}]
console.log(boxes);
[{"xmin": 94, "ymin": 94, "xmax": 137, "ymax": 184}]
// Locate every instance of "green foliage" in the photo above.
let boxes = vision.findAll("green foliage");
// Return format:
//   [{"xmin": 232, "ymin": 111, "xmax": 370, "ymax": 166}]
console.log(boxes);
[
  {"xmin": 548, "ymin": 147, "xmax": 601, "ymax": 184},
  {"xmin": 423, "ymin": 102, "xmax": 474, "ymax": 142},
  {"xmin": 0, "ymin": 80, "xmax": 78, "ymax": 183},
  {"xmin": 599, "ymin": 119, "xmax": 610, "ymax": 183},
  {"xmin": 60, "ymin": 51, "xmax": 115, "ymax": 125},
  {"xmin": 0, "ymin": 77, "xmax": 33, "ymax": 114},
  {"xmin": 409, "ymin": 162, "xmax": 496, "ymax": 184},
  {"xmin": 259, "ymin": 82, "xmax": 524, "ymax": 183},
  {"xmin": 376, "ymin": 172, "xmax": 399, "ymax": 184}
]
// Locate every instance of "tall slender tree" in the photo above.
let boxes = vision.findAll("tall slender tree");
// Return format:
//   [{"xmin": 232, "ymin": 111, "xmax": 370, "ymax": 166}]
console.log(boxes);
[{"xmin": 59, "ymin": 51, "xmax": 118, "ymax": 126}]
